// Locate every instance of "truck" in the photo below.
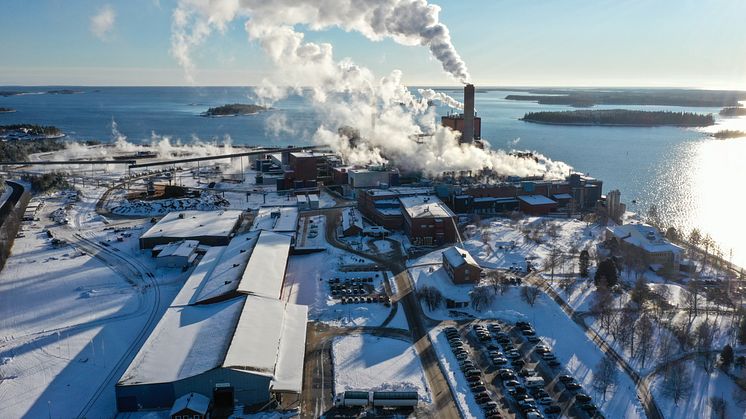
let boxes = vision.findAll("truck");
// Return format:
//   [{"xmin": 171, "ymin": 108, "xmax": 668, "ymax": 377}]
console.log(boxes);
[
  {"xmin": 333, "ymin": 390, "xmax": 419, "ymax": 408},
  {"xmin": 371, "ymin": 391, "xmax": 419, "ymax": 407},
  {"xmin": 333, "ymin": 391, "xmax": 370, "ymax": 408}
]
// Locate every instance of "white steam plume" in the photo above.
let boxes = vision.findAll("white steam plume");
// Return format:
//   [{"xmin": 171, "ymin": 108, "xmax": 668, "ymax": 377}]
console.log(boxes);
[
  {"xmin": 171, "ymin": 0, "xmax": 572, "ymax": 179},
  {"xmin": 417, "ymin": 88, "xmax": 463, "ymax": 110},
  {"xmin": 171, "ymin": 0, "xmax": 470, "ymax": 83}
]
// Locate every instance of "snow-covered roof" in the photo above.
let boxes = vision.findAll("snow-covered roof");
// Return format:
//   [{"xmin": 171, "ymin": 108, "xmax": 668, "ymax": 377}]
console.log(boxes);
[
  {"xmin": 170, "ymin": 392, "xmax": 210, "ymax": 415},
  {"xmin": 399, "ymin": 195, "xmax": 455, "ymax": 219},
  {"xmin": 156, "ymin": 240, "xmax": 199, "ymax": 259},
  {"xmin": 172, "ymin": 233, "xmax": 259, "ymax": 306},
  {"xmin": 307, "ymin": 194, "xmax": 319, "ymax": 203},
  {"xmin": 140, "ymin": 210, "xmax": 242, "ymax": 242},
  {"xmin": 341, "ymin": 208, "xmax": 364, "ymax": 232},
  {"xmin": 251, "ymin": 206, "xmax": 299, "ymax": 233},
  {"xmin": 120, "ymin": 293, "xmax": 308, "ymax": 391},
  {"xmin": 517, "ymin": 195, "xmax": 557, "ymax": 206},
  {"xmin": 271, "ymin": 302, "xmax": 309, "ymax": 393},
  {"xmin": 607, "ymin": 223, "xmax": 684, "ymax": 255},
  {"xmin": 118, "ymin": 297, "xmax": 245, "ymax": 385},
  {"xmin": 367, "ymin": 187, "xmax": 433, "ymax": 197},
  {"xmin": 237, "ymin": 231, "xmax": 291, "ymax": 299},
  {"xmin": 553, "ymin": 193, "xmax": 573, "ymax": 200},
  {"xmin": 443, "ymin": 246, "xmax": 479, "ymax": 269},
  {"xmin": 223, "ymin": 296, "xmax": 308, "ymax": 395}
]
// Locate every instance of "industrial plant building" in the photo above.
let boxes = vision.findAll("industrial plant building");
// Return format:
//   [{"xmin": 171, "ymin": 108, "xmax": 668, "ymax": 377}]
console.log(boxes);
[
  {"xmin": 356, "ymin": 187, "xmax": 457, "ymax": 245},
  {"xmin": 441, "ymin": 84, "xmax": 481, "ymax": 144},
  {"xmin": 139, "ymin": 210, "xmax": 244, "ymax": 249},
  {"xmin": 117, "ymin": 228, "xmax": 305, "ymax": 412}
]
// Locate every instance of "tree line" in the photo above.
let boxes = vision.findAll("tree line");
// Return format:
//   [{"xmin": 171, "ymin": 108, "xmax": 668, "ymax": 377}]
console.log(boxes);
[{"xmin": 521, "ymin": 109, "xmax": 715, "ymax": 127}]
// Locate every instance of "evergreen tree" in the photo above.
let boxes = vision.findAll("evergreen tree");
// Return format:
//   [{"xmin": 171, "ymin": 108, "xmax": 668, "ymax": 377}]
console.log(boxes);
[
  {"xmin": 595, "ymin": 258, "xmax": 619, "ymax": 287},
  {"xmin": 579, "ymin": 249, "xmax": 590, "ymax": 278},
  {"xmin": 721, "ymin": 344, "xmax": 734, "ymax": 371}
]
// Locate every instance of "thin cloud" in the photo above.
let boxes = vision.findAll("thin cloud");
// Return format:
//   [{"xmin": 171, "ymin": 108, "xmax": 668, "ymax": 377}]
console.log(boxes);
[{"xmin": 90, "ymin": 5, "xmax": 116, "ymax": 40}]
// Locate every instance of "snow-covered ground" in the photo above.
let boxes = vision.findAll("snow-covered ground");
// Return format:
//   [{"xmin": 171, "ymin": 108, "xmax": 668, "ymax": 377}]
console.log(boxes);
[
  {"xmin": 650, "ymin": 360, "xmax": 745, "ymax": 419},
  {"xmin": 462, "ymin": 217, "xmax": 602, "ymax": 273},
  {"xmin": 283, "ymin": 250, "xmax": 396, "ymax": 327},
  {"xmin": 109, "ymin": 193, "xmax": 229, "ymax": 216},
  {"xmin": 0, "ymin": 187, "xmax": 184, "ymax": 418},
  {"xmin": 332, "ymin": 334, "xmax": 431, "ymax": 403}
]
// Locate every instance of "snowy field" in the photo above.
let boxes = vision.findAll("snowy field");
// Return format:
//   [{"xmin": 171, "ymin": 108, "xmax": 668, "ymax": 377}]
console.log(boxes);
[
  {"xmin": 0, "ymin": 187, "xmax": 184, "ymax": 418},
  {"xmin": 332, "ymin": 334, "xmax": 431, "ymax": 403},
  {"xmin": 462, "ymin": 217, "xmax": 602, "ymax": 273},
  {"xmin": 283, "ymin": 250, "xmax": 400, "ymax": 328},
  {"xmin": 650, "ymin": 359, "xmax": 746, "ymax": 419}
]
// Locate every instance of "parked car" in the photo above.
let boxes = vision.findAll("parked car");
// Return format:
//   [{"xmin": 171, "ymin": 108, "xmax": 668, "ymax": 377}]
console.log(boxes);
[
  {"xmin": 557, "ymin": 374, "xmax": 574, "ymax": 383},
  {"xmin": 575, "ymin": 393, "xmax": 592, "ymax": 403}
]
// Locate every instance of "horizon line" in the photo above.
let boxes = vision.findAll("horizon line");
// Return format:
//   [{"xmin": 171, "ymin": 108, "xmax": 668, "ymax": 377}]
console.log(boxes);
[{"xmin": 2, "ymin": 84, "xmax": 746, "ymax": 92}]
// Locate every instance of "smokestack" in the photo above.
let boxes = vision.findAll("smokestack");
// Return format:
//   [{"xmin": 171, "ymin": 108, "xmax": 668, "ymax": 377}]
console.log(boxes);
[{"xmin": 463, "ymin": 84, "xmax": 475, "ymax": 143}]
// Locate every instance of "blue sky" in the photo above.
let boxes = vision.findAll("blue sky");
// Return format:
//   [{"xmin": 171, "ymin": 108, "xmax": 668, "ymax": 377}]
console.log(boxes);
[{"xmin": 1, "ymin": 0, "xmax": 745, "ymax": 88}]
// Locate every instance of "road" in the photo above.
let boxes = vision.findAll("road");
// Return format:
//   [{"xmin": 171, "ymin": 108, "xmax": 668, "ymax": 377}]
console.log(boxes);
[{"xmin": 297, "ymin": 207, "xmax": 460, "ymax": 418}]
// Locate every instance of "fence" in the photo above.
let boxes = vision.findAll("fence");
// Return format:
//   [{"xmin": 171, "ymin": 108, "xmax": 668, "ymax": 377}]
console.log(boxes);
[{"xmin": 0, "ymin": 180, "xmax": 31, "ymax": 271}]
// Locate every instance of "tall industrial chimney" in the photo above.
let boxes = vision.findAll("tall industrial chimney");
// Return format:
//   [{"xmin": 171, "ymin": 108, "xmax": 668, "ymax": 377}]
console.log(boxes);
[{"xmin": 462, "ymin": 84, "xmax": 475, "ymax": 143}]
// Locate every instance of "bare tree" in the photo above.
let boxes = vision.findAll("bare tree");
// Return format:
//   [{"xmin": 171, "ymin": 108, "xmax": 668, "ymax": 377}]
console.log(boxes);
[
  {"xmin": 559, "ymin": 275, "xmax": 577, "ymax": 295},
  {"xmin": 470, "ymin": 286, "xmax": 495, "ymax": 312},
  {"xmin": 658, "ymin": 331, "xmax": 677, "ymax": 362},
  {"xmin": 591, "ymin": 285, "xmax": 615, "ymax": 331},
  {"xmin": 710, "ymin": 396, "xmax": 727, "ymax": 419},
  {"xmin": 636, "ymin": 315, "xmax": 655, "ymax": 368},
  {"xmin": 418, "ymin": 286, "xmax": 443, "ymax": 311},
  {"xmin": 661, "ymin": 365, "xmax": 692, "ymax": 406},
  {"xmin": 695, "ymin": 321, "xmax": 716, "ymax": 372},
  {"xmin": 545, "ymin": 245, "xmax": 561, "ymax": 283},
  {"xmin": 486, "ymin": 270, "xmax": 501, "ymax": 294},
  {"xmin": 592, "ymin": 356, "xmax": 618, "ymax": 401},
  {"xmin": 520, "ymin": 286, "xmax": 541, "ymax": 307},
  {"xmin": 617, "ymin": 309, "xmax": 639, "ymax": 355}
]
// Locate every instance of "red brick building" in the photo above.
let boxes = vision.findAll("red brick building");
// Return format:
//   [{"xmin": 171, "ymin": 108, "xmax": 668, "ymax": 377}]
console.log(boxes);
[
  {"xmin": 517, "ymin": 195, "xmax": 558, "ymax": 216},
  {"xmin": 442, "ymin": 247, "xmax": 482, "ymax": 284},
  {"xmin": 399, "ymin": 195, "xmax": 457, "ymax": 246}
]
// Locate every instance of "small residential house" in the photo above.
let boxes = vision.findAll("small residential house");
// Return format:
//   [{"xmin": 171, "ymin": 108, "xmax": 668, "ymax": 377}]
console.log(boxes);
[
  {"xmin": 170, "ymin": 392, "xmax": 210, "ymax": 419},
  {"xmin": 442, "ymin": 246, "xmax": 482, "ymax": 284}
]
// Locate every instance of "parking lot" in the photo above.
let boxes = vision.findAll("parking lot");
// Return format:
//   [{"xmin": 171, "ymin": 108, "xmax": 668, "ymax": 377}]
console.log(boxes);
[{"xmin": 442, "ymin": 319, "xmax": 605, "ymax": 419}]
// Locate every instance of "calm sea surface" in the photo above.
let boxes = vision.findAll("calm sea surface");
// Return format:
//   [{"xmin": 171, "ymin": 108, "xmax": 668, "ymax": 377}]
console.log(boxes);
[{"xmin": 1, "ymin": 86, "xmax": 744, "ymax": 267}]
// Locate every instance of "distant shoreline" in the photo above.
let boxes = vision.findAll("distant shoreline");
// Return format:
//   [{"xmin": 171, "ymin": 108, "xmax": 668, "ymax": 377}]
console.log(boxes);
[{"xmin": 521, "ymin": 109, "xmax": 715, "ymax": 127}]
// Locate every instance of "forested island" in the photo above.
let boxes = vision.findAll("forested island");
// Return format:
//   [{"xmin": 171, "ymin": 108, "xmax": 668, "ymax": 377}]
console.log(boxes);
[
  {"xmin": 521, "ymin": 110, "xmax": 715, "ymax": 127},
  {"xmin": 719, "ymin": 107, "xmax": 746, "ymax": 117},
  {"xmin": 202, "ymin": 103, "xmax": 268, "ymax": 117},
  {"xmin": 711, "ymin": 130, "xmax": 746, "ymax": 139},
  {"xmin": 0, "ymin": 107, "xmax": 15, "ymax": 113},
  {"xmin": 0, "ymin": 137, "xmax": 66, "ymax": 161},
  {"xmin": 0, "ymin": 124, "xmax": 64, "ymax": 139},
  {"xmin": 505, "ymin": 88, "xmax": 746, "ymax": 108}
]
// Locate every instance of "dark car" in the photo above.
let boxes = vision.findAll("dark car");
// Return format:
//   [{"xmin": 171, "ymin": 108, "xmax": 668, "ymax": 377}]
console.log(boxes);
[
  {"xmin": 544, "ymin": 405, "xmax": 561, "ymax": 414},
  {"xmin": 547, "ymin": 359, "xmax": 561, "ymax": 367},
  {"xmin": 566, "ymin": 382, "xmax": 582, "ymax": 391},
  {"xmin": 580, "ymin": 403, "xmax": 598, "ymax": 413},
  {"xmin": 469, "ymin": 380, "xmax": 484, "ymax": 388},
  {"xmin": 511, "ymin": 359, "xmax": 526, "ymax": 368},
  {"xmin": 575, "ymin": 393, "xmax": 592, "ymax": 403},
  {"xmin": 472, "ymin": 385, "xmax": 488, "ymax": 393},
  {"xmin": 558, "ymin": 375, "xmax": 574, "ymax": 383}
]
